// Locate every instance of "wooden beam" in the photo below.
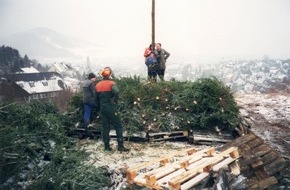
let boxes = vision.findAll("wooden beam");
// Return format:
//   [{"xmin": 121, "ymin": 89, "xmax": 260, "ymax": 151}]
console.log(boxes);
[
  {"xmin": 212, "ymin": 157, "xmax": 236, "ymax": 172},
  {"xmin": 265, "ymin": 157, "xmax": 286, "ymax": 176},
  {"xmin": 229, "ymin": 160, "xmax": 240, "ymax": 175},
  {"xmin": 180, "ymin": 172, "xmax": 209, "ymax": 190},
  {"xmin": 156, "ymin": 168, "xmax": 186, "ymax": 188},
  {"xmin": 220, "ymin": 132, "xmax": 256, "ymax": 151},
  {"xmin": 261, "ymin": 150, "xmax": 279, "ymax": 165},
  {"xmin": 248, "ymin": 176, "xmax": 278, "ymax": 189},
  {"xmin": 246, "ymin": 137, "xmax": 264, "ymax": 149},
  {"xmin": 252, "ymin": 144, "xmax": 272, "ymax": 157}
]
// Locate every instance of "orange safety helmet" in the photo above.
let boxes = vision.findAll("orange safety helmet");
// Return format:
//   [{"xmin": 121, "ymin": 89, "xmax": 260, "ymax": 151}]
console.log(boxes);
[{"xmin": 100, "ymin": 67, "xmax": 112, "ymax": 77}]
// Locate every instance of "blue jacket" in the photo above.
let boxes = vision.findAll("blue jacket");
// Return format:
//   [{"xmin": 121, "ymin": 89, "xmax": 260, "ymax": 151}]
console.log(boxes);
[{"xmin": 145, "ymin": 57, "xmax": 158, "ymax": 70}]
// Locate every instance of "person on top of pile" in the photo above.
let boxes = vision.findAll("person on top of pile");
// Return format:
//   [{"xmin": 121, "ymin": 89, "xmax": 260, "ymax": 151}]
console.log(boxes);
[
  {"xmin": 145, "ymin": 51, "xmax": 158, "ymax": 82},
  {"xmin": 155, "ymin": 43, "xmax": 170, "ymax": 81}
]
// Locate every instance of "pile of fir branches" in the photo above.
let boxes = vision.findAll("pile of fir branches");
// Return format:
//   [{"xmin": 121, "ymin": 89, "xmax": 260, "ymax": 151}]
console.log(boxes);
[
  {"xmin": 72, "ymin": 76, "xmax": 239, "ymax": 135},
  {"xmin": 0, "ymin": 101, "xmax": 111, "ymax": 190}
]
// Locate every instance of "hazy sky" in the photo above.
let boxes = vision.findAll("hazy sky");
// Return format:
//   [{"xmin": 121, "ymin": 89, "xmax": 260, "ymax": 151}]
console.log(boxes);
[{"xmin": 1, "ymin": 0, "xmax": 290, "ymax": 60}]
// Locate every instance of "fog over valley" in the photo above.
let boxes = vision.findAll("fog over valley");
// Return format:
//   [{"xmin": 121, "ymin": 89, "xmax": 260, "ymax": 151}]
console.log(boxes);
[{"xmin": 1, "ymin": 0, "xmax": 290, "ymax": 71}]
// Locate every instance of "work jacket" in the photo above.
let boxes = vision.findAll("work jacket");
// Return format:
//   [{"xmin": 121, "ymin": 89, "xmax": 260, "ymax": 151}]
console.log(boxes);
[
  {"xmin": 155, "ymin": 48, "xmax": 170, "ymax": 70},
  {"xmin": 95, "ymin": 78, "xmax": 119, "ymax": 111}
]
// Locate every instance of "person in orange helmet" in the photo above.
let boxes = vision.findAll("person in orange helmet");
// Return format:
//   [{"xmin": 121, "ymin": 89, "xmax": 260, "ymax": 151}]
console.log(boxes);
[{"xmin": 95, "ymin": 67, "xmax": 129, "ymax": 152}]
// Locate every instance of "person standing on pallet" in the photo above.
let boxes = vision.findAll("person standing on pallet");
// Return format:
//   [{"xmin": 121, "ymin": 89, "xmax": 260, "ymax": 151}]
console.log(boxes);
[{"xmin": 95, "ymin": 67, "xmax": 129, "ymax": 152}]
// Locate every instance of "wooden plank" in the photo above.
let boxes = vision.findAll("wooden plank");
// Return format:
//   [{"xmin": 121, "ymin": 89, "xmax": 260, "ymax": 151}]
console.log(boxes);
[
  {"xmin": 127, "ymin": 147, "xmax": 196, "ymax": 173},
  {"xmin": 265, "ymin": 157, "xmax": 286, "ymax": 176},
  {"xmin": 248, "ymin": 176, "xmax": 278, "ymax": 189},
  {"xmin": 133, "ymin": 176, "xmax": 147, "ymax": 186},
  {"xmin": 261, "ymin": 150, "xmax": 280, "ymax": 165},
  {"xmin": 254, "ymin": 168, "xmax": 270, "ymax": 180},
  {"xmin": 246, "ymin": 137, "xmax": 264, "ymax": 149},
  {"xmin": 180, "ymin": 172, "xmax": 209, "ymax": 190},
  {"xmin": 151, "ymin": 135, "xmax": 186, "ymax": 142},
  {"xmin": 190, "ymin": 136, "xmax": 231, "ymax": 143},
  {"xmin": 174, "ymin": 147, "xmax": 215, "ymax": 169},
  {"xmin": 251, "ymin": 160, "xmax": 264, "ymax": 170},
  {"xmin": 169, "ymin": 147, "xmax": 238, "ymax": 188},
  {"xmin": 220, "ymin": 133, "xmax": 256, "ymax": 151},
  {"xmin": 252, "ymin": 144, "xmax": 272, "ymax": 157},
  {"xmin": 239, "ymin": 157, "xmax": 260, "ymax": 167},
  {"xmin": 156, "ymin": 168, "xmax": 186, "ymax": 188},
  {"xmin": 212, "ymin": 157, "xmax": 236, "ymax": 172},
  {"xmin": 229, "ymin": 160, "xmax": 240, "ymax": 175}
]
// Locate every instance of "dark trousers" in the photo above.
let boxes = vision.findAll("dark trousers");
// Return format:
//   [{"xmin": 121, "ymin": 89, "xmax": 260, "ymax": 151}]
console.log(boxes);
[
  {"xmin": 157, "ymin": 69, "xmax": 165, "ymax": 81},
  {"xmin": 148, "ymin": 69, "xmax": 157, "ymax": 82},
  {"xmin": 100, "ymin": 107, "xmax": 123, "ymax": 145}
]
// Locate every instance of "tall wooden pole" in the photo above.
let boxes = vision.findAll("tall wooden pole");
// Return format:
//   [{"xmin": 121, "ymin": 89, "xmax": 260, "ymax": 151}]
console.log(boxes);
[{"xmin": 152, "ymin": 0, "xmax": 155, "ymax": 48}]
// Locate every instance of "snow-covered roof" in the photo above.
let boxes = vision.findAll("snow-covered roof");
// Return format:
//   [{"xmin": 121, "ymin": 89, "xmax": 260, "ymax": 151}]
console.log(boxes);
[
  {"xmin": 19, "ymin": 67, "xmax": 40, "ymax": 73},
  {"xmin": 2, "ymin": 72, "xmax": 65, "ymax": 94}
]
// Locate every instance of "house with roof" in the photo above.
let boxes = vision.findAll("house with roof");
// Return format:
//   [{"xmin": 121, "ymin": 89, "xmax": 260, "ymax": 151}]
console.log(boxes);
[{"xmin": 0, "ymin": 72, "xmax": 67, "ymax": 101}]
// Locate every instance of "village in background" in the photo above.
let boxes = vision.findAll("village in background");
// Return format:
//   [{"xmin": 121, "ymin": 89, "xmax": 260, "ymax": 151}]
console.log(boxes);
[{"xmin": 0, "ymin": 45, "xmax": 289, "ymax": 103}]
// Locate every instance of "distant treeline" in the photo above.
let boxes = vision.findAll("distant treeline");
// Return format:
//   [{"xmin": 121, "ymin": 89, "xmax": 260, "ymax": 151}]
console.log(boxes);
[{"xmin": 0, "ymin": 45, "xmax": 48, "ymax": 74}]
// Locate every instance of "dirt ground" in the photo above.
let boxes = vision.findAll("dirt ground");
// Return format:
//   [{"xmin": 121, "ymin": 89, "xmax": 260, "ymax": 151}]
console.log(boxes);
[{"xmin": 236, "ymin": 93, "xmax": 290, "ymax": 159}]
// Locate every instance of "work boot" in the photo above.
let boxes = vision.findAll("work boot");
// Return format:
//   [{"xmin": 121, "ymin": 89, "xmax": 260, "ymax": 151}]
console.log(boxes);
[
  {"xmin": 117, "ymin": 142, "xmax": 129, "ymax": 152},
  {"xmin": 104, "ymin": 144, "xmax": 112, "ymax": 151}
]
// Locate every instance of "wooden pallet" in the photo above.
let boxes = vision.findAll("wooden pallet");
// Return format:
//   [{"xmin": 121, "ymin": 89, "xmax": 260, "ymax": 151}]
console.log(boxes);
[
  {"xmin": 147, "ymin": 131, "xmax": 187, "ymax": 142},
  {"xmin": 126, "ymin": 147, "xmax": 240, "ymax": 190},
  {"xmin": 186, "ymin": 130, "xmax": 233, "ymax": 145},
  {"xmin": 220, "ymin": 132, "xmax": 286, "ymax": 189}
]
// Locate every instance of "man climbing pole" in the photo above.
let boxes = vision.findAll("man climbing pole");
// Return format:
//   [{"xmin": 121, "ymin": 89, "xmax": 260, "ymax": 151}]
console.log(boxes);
[{"xmin": 95, "ymin": 67, "xmax": 129, "ymax": 152}]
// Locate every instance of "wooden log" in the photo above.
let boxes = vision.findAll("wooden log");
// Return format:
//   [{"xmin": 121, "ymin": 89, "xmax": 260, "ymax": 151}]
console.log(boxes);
[
  {"xmin": 265, "ymin": 157, "xmax": 286, "ymax": 176},
  {"xmin": 180, "ymin": 172, "xmax": 209, "ymax": 190},
  {"xmin": 252, "ymin": 144, "xmax": 272, "ymax": 158}
]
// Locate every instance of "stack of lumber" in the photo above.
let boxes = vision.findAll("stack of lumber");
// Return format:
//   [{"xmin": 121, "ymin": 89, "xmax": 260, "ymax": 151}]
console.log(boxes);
[
  {"xmin": 126, "ymin": 146, "xmax": 240, "ymax": 190},
  {"xmin": 220, "ymin": 132, "xmax": 286, "ymax": 189}
]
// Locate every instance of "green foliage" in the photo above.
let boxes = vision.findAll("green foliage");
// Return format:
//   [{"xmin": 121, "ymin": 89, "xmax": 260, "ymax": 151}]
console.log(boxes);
[
  {"xmin": 71, "ymin": 76, "xmax": 239, "ymax": 135},
  {"xmin": 0, "ymin": 45, "xmax": 48, "ymax": 74},
  {"xmin": 0, "ymin": 101, "xmax": 111, "ymax": 189}
]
